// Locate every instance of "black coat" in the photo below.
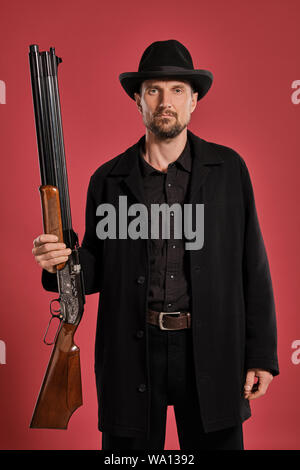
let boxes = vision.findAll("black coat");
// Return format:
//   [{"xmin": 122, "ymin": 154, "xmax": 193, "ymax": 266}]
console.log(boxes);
[{"xmin": 42, "ymin": 129, "xmax": 279, "ymax": 438}]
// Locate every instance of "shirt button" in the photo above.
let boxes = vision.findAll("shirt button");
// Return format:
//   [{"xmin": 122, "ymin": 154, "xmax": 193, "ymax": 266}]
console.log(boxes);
[
  {"xmin": 172, "ymin": 245, "xmax": 176, "ymax": 248},
  {"xmin": 168, "ymin": 183, "xmax": 172, "ymax": 187},
  {"xmin": 168, "ymin": 303, "xmax": 172, "ymax": 308},
  {"xmin": 170, "ymin": 212, "xmax": 174, "ymax": 217},
  {"xmin": 137, "ymin": 275, "xmax": 145, "ymax": 284},
  {"xmin": 136, "ymin": 330, "xmax": 144, "ymax": 339},
  {"xmin": 138, "ymin": 383, "xmax": 146, "ymax": 392},
  {"xmin": 170, "ymin": 274, "xmax": 174, "ymax": 279}
]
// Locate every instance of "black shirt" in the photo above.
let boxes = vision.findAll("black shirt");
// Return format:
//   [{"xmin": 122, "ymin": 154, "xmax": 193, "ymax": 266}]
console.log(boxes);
[{"xmin": 138, "ymin": 138, "xmax": 192, "ymax": 313}]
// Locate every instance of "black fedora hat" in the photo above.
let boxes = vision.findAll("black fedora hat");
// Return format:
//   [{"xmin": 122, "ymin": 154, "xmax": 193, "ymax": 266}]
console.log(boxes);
[{"xmin": 119, "ymin": 39, "xmax": 213, "ymax": 102}]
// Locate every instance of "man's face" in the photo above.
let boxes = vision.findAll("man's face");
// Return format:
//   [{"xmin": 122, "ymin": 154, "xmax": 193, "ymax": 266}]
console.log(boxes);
[{"xmin": 134, "ymin": 78, "xmax": 198, "ymax": 139}]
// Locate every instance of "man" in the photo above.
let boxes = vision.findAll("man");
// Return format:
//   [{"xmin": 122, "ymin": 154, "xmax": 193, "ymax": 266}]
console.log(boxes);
[{"xmin": 32, "ymin": 40, "xmax": 279, "ymax": 450}]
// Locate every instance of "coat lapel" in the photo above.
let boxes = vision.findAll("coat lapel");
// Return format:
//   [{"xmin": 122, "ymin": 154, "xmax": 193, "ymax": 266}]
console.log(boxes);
[
  {"xmin": 109, "ymin": 137, "xmax": 147, "ymax": 205},
  {"xmin": 186, "ymin": 129, "xmax": 224, "ymax": 203},
  {"xmin": 109, "ymin": 129, "xmax": 224, "ymax": 204}
]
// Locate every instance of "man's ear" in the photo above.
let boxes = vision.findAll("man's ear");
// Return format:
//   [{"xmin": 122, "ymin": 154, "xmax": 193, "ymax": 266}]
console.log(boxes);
[
  {"xmin": 134, "ymin": 92, "xmax": 142, "ymax": 113},
  {"xmin": 191, "ymin": 92, "xmax": 198, "ymax": 113}
]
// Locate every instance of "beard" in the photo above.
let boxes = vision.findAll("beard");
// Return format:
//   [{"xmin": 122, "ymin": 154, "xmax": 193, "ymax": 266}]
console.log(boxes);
[{"xmin": 145, "ymin": 111, "xmax": 190, "ymax": 140}]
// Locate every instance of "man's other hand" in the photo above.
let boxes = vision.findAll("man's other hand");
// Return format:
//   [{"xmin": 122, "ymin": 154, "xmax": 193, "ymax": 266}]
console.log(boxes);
[{"xmin": 244, "ymin": 368, "xmax": 273, "ymax": 400}]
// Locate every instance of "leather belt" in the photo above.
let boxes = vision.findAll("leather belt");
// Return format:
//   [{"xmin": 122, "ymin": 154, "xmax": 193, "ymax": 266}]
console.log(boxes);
[{"xmin": 147, "ymin": 309, "xmax": 191, "ymax": 330}]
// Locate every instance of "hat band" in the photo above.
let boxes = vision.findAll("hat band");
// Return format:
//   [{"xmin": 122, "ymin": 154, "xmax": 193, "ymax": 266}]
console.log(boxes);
[{"xmin": 138, "ymin": 65, "xmax": 194, "ymax": 72}]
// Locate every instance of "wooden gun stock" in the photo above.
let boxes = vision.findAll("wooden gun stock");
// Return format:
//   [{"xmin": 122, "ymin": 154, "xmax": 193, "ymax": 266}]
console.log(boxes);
[
  {"xmin": 30, "ymin": 323, "xmax": 83, "ymax": 429},
  {"xmin": 39, "ymin": 185, "xmax": 66, "ymax": 270}
]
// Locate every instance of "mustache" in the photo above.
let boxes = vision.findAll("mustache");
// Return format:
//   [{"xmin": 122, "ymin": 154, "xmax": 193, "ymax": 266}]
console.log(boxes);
[{"xmin": 154, "ymin": 110, "xmax": 177, "ymax": 118}]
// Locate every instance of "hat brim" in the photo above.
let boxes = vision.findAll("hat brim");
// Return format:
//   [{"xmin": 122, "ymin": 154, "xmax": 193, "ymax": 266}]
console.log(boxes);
[{"xmin": 119, "ymin": 69, "xmax": 213, "ymax": 101}]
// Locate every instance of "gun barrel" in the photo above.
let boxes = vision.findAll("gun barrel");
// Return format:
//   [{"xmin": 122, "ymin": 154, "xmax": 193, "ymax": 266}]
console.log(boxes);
[{"xmin": 29, "ymin": 45, "xmax": 72, "ymax": 237}]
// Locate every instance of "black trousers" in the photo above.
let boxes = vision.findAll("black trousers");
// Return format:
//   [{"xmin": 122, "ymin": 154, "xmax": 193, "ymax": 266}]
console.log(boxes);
[{"xmin": 101, "ymin": 323, "xmax": 244, "ymax": 450}]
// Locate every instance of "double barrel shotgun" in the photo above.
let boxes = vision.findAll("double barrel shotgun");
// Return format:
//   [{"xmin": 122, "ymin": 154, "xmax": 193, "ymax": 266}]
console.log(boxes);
[{"xmin": 29, "ymin": 45, "xmax": 85, "ymax": 429}]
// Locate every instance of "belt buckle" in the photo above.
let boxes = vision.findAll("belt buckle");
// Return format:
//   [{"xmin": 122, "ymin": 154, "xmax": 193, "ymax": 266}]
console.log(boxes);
[{"xmin": 158, "ymin": 311, "xmax": 181, "ymax": 330}]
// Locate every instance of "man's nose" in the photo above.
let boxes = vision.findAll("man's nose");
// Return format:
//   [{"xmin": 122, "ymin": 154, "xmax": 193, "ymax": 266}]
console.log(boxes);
[{"xmin": 158, "ymin": 89, "xmax": 172, "ymax": 108}]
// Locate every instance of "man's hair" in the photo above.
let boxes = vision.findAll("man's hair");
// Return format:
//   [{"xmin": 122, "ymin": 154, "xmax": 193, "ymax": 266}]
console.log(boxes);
[{"xmin": 138, "ymin": 80, "xmax": 195, "ymax": 97}]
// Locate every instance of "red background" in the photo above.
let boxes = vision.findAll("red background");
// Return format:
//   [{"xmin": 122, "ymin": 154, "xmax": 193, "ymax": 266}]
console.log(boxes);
[{"xmin": 0, "ymin": 0, "xmax": 299, "ymax": 450}]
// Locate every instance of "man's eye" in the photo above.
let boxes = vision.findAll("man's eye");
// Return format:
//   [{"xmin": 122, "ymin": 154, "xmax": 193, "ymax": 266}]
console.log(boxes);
[
  {"xmin": 149, "ymin": 89, "xmax": 158, "ymax": 94},
  {"xmin": 174, "ymin": 88, "xmax": 183, "ymax": 93}
]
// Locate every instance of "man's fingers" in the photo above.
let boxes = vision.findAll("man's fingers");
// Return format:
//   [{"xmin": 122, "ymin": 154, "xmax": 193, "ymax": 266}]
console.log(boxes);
[
  {"xmin": 32, "ymin": 242, "xmax": 67, "ymax": 256},
  {"xmin": 35, "ymin": 249, "xmax": 72, "ymax": 271},
  {"xmin": 47, "ymin": 255, "xmax": 70, "ymax": 266},
  {"xmin": 244, "ymin": 370, "xmax": 255, "ymax": 395},
  {"xmin": 247, "ymin": 378, "xmax": 269, "ymax": 400},
  {"xmin": 36, "ymin": 248, "xmax": 71, "ymax": 261},
  {"xmin": 32, "ymin": 242, "xmax": 66, "ymax": 255},
  {"xmin": 244, "ymin": 370, "xmax": 273, "ymax": 400},
  {"xmin": 33, "ymin": 234, "xmax": 58, "ymax": 247},
  {"xmin": 38, "ymin": 255, "xmax": 69, "ymax": 269}
]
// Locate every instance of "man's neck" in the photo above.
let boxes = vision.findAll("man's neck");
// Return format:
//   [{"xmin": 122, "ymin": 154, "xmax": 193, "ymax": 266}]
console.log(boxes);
[{"xmin": 142, "ymin": 128, "xmax": 188, "ymax": 173}]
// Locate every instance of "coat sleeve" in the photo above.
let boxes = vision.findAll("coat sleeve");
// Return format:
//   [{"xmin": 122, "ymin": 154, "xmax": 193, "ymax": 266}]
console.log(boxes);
[
  {"xmin": 240, "ymin": 158, "xmax": 279, "ymax": 376},
  {"xmin": 41, "ymin": 174, "xmax": 103, "ymax": 295}
]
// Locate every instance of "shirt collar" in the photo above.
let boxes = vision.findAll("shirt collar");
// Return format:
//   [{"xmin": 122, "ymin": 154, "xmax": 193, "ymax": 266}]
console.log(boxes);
[{"xmin": 139, "ymin": 138, "xmax": 192, "ymax": 176}]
